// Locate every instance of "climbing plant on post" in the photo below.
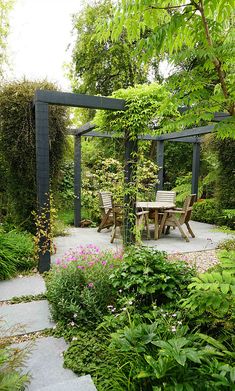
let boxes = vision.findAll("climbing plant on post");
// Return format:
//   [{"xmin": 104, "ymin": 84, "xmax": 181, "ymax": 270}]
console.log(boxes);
[{"xmin": 94, "ymin": 83, "xmax": 175, "ymax": 244}]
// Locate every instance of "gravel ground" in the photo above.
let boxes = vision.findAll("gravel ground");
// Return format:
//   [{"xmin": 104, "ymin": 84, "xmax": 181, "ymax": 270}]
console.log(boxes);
[{"xmin": 168, "ymin": 249, "xmax": 219, "ymax": 273}]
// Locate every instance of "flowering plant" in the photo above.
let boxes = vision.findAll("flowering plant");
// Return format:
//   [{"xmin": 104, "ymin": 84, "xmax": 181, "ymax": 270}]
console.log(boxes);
[{"xmin": 46, "ymin": 245, "xmax": 123, "ymax": 327}]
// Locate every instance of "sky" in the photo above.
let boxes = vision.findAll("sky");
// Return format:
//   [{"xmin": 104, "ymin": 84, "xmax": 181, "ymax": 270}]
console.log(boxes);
[
  {"xmin": 6, "ymin": 0, "xmax": 83, "ymax": 91},
  {"xmin": 6, "ymin": 0, "xmax": 171, "ymax": 91}
]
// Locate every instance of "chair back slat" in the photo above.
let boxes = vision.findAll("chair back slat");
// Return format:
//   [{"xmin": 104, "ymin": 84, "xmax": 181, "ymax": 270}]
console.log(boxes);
[
  {"xmin": 180, "ymin": 194, "xmax": 197, "ymax": 224},
  {"xmin": 156, "ymin": 191, "xmax": 176, "ymax": 203},
  {"xmin": 99, "ymin": 191, "xmax": 113, "ymax": 214}
]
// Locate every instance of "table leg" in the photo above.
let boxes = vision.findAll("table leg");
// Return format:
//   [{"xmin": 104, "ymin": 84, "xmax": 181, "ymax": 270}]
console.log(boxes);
[{"xmin": 154, "ymin": 209, "xmax": 159, "ymax": 240}]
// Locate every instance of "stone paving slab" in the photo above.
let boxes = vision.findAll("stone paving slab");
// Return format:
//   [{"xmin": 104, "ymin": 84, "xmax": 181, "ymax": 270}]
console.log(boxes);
[
  {"xmin": 0, "ymin": 300, "xmax": 54, "ymax": 337},
  {"xmin": 38, "ymin": 376, "xmax": 97, "ymax": 391},
  {"xmin": 51, "ymin": 221, "xmax": 234, "ymax": 262},
  {"xmin": 0, "ymin": 275, "xmax": 46, "ymax": 301},
  {"xmin": 14, "ymin": 337, "xmax": 96, "ymax": 391}
]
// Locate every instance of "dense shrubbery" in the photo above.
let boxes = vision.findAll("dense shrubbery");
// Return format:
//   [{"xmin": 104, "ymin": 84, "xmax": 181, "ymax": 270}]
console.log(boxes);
[
  {"xmin": 0, "ymin": 230, "xmax": 35, "ymax": 280},
  {"xmin": 192, "ymin": 199, "xmax": 222, "ymax": 224},
  {"xmin": 57, "ymin": 156, "xmax": 158, "ymax": 223},
  {"xmin": 46, "ymin": 246, "xmax": 235, "ymax": 390},
  {"xmin": 0, "ymin": 80, "xmax": 68, "ymax": 231},
  {"xmin": 192, "ymin": 199, "xmax": 235, "ymax": 229}
]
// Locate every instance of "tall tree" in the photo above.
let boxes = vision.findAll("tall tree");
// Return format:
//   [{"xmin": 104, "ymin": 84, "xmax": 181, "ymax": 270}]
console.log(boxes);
[
  {"xmin": 0, "ymin": 0, "xmax": 13, "ymax": 79},
  {"xmin": 68, "ymin": 0, "xmax": 151, "ymax": 97},
  {"xmin": 99, "ymin": 0, "xmax": 235, "ymax": 137}
]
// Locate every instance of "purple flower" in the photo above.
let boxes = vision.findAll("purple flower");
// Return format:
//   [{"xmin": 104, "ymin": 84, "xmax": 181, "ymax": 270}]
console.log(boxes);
[
  {"xmin": 77, "ymin": 265, "xmax": 85, "ymax": 270},
  {"xmin": 88, "ymin": 282, "xmax": 94, "ymax": 288}
]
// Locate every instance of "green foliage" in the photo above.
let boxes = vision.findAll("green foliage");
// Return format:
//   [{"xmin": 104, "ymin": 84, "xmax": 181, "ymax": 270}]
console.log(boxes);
[
  {"xmin": 215, "ymin": 138, "xmax": 235, "ymax": 208},
  {"xmin": 110, "ymin": 247, "xmax": 194, "ymax": 309},
  {"xmin": 182, "ymin": 251, "xmax": 235, "ymax": 326},
  {"xmin": 69, "ymin": 0, "xmax": 149, "ymax": 97},
  {"xmin": 218, "ymin": 239, "xmax": 235, "ymax": 252},
  {"xmin": 0, "ymin": 80, "xmax": 68, "ymax": 231},
  {"xmin": 94, "ymin": 83, "xmax": 176, "ymax": 136},
  {"xmin": 217, "ymin": 210, "xmax": 235, "ymax": 230},
  {"xmin": 98, "ymin": 0, "xmax": 235, "ymax": 135},
  {"xmin": 192, "ymin": 199, "xmax": 222, "ymax": 224},
  {"xmin": 0, "ymin": 230, "xmax": 35, "ymax": 280},
  {"xmin": 0, "ymin": 321, "xmax": 30, "ymax": 390},
  {"xmin": 46, "ymin": 246, "xmax": 123, "ymax": 327}
]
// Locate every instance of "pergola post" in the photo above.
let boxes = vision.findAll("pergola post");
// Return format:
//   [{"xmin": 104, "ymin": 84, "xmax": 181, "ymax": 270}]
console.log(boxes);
[
  {"xmin": 157, "ymin": 140, "xmax": 164, "ymax": 190},
  {"xmin": 35, "ymin": 101, "xmax": 51, "ymax": 273},
  {"xmin": 124, "ymin": 129, "xmax": 138, "ymax": 245},
  {"xmin": 192, "ymin": 141, "xmax": 200, "ymax": 198},
  {"xmin": 74, "ymin": 135, "xmax": 82, "ymax": 227}
]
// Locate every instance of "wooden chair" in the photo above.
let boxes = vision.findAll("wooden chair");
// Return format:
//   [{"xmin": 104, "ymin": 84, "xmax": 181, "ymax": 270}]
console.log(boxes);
[
  {"xmin": 97, "ymin": 191, "xmax": 114, "ymax": 232},
  {"xmin": 149, "ymin": 190, "xmax": 176, "ymax": 221},
  {"xmin": 156, "ymin": 190, "xmax": 176, "ymax": 203},
  {"xmin": 110, "ymin": 206, "xmax": 150, "ymax": 243},
  {"xmin": 159, "ymin": 194, "xmax": 197, "ymax": 242}
]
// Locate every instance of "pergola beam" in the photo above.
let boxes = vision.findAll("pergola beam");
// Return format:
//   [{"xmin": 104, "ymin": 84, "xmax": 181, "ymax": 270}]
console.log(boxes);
[
  {"xmin": 34, "ymin": 90, "xmax": 126, "ymax": 110},
  {"xmin": 68, "ymin": 129, "xmax": 201, "ymax": 143}
]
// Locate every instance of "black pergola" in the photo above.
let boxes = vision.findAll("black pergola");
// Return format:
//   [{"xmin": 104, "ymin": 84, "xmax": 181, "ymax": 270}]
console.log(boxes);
[{"xmin": 34, "ymin": 89, "xmax": 230, "ymax": 272}]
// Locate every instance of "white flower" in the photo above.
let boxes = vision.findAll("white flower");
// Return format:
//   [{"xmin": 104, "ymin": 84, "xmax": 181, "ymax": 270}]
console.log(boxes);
[
  {"xmin": 52, "ymin": 325, "xmax": 56, "ymax": 330},
  {"xmin": 171, "ymin": 326, "xmax": 176, "ymax": 332},
  {"xmin": 111, "ymin": 308, "xmax": 116, "ymax": 312},
  {"xmin": 119, "ymin": 289, "xmax": 122, "ymax": 293},
  {"xmin": 177, "ymin": 321, "xmax": 182, "ymax": 325},
  {"xmin": 122, "ymin": 307, "xmax": 127, "ymax": 311},
  {"xmin": 73, "ymin": 314, "xmax": 78, "ymax": 318},
  {"xmin": 172, "ymin": 313, "xmax": 177, "ymax": 317},
  {"xmin": 128, "ymin": 301, "xmax": 133, "ymax": 305},
  {"xmin": 70, "ymin": 321, "xmax": 75, "ymax": 326},
  {"xmin": 72, "ymin": 337, "xmax": 78, "ymax": 341},
  {"xmin": 162, "ymin": 314, "xmax": 166, "ymax": 317}
]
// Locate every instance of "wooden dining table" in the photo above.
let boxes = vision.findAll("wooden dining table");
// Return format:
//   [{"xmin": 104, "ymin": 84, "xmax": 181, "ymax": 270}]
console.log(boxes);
[{"xmin": 136, "ymin": 201, "xmax": 176, "ymax": 239}]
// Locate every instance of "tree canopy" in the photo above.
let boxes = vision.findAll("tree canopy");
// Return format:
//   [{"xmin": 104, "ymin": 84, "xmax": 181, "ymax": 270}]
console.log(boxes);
[
  {"xmin": 98, "ymin": 0, "xmax": 235, "ymax": 137},
  {"xmin": 68, "ymin": 0, "xmax": 151, "ymax": 97}
]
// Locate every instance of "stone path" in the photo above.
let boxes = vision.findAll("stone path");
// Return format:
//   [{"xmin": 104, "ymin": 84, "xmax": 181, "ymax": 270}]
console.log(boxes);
[{"xmin": 0, "ymin": 275, "xmax": 97, "ymax": 391}]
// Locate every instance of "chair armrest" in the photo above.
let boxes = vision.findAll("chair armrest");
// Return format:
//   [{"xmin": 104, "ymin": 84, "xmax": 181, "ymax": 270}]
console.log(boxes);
[
  {"xmin": 136, "ymin": 211, "xmax": 149, "ymax": 216},
  {"xmin": 166, "ymin": 209, "xmax": 185, "ymax": 214}
]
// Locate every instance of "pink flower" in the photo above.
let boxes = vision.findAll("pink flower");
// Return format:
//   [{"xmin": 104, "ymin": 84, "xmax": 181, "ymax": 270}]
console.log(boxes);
[
  {"xmin": 55, "ymin": 259, "xmax": 61, "ymax": 265},
  {"xmin": 88, "ymin": 261, "xmax": 95, "ymax": 267},
  {"xmin": 77, "ymin": 265, "xmax": 85, "ymax": 270},
  {"xmin": 101, "ymin": 261, "xmax": 107, "ymax": 266},
  {"xmin": 62, "ymin": 264, "xmax": 67, "ymax": 269},
  {"xmin": 88, "ymin": 282, "xmax": 94, "ymax": 288}
]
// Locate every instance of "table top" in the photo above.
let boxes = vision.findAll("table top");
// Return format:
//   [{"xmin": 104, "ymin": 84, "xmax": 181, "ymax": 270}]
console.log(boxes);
[{"xmin": 136, "ymin": 201, "xmax": 175, "ymax": 209}]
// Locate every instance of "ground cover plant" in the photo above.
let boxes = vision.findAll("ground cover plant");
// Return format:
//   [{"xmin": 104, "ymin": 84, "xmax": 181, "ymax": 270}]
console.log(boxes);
[
  {"xmin": 46, "ymin": 246, "xmax": 235, "ymax": 390},
  {"xmin": 0, "ymin": 229, "xmax": 35, "ymax": 280}
]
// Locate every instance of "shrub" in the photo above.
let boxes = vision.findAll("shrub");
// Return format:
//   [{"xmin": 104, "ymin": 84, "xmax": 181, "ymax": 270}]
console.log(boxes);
[
  {"xmin": 192, "ymin": 199, "xmax": 222, "ymax": 224},
  {"xmin": 46, "ymin": 245, "xmax": 123, "ymax": 326},
  {"xmin": 0, "ymin": 80, "xmax": 68, "ymax": 231},
  {"xmin": 182, "ymin": 251, "xmax": 235, "ymax": 329},
  {"xmin": 109, "ymin": 247, "xmax": 194, "ymax": 309},
  {"xmin": 217, "ymin": 209, "xmax": 235, "ymax": 230},
  {"xmin": 0, "ymin": 230, "xmax": 35, "ymax": 280}
]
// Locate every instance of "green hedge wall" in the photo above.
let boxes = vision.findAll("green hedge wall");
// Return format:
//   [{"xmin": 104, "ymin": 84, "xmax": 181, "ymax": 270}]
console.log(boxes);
[
  {"xmin": 215, "ymin": 138, "xmax": 235, "ymax": 209},
  {"xmin": 0, "ymin": 80, "xmax": 68, "ymax": 231}
]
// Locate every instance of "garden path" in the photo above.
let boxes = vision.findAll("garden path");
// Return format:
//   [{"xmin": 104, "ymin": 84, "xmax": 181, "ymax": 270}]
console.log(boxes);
[{"xmin": 0, "ymin": 275, "xmax": 97, "ymax": 391}]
